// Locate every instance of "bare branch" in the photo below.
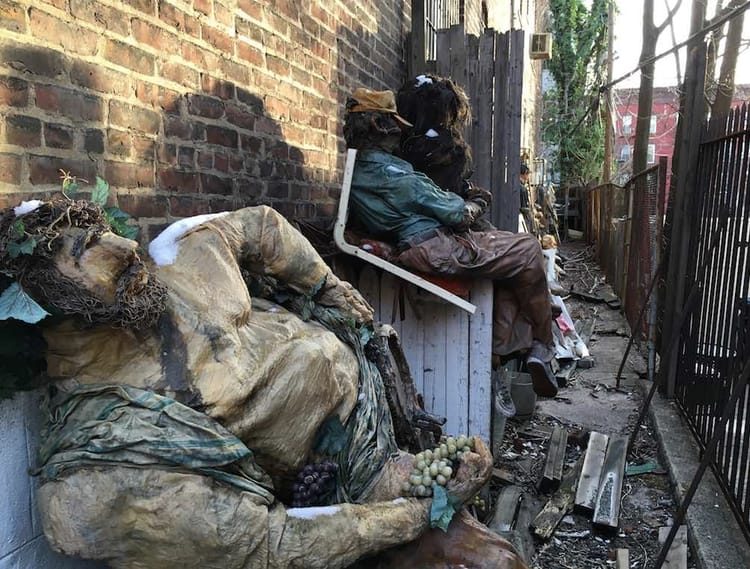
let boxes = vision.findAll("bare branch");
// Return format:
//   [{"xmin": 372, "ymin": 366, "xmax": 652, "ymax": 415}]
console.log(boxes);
[{"xmin": 655, "ymin": 0, "xmax": 683, "ymax": 35}]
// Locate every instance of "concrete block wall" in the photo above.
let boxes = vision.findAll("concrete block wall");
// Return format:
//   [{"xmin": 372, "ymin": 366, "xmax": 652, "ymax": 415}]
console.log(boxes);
[
  {"xmin": 0, "ymin": 0, "xmax": 411, "ymax": 241},
  {"xmin": 0, "ymin": 391, "xmax": 106, "ymax": 569}
]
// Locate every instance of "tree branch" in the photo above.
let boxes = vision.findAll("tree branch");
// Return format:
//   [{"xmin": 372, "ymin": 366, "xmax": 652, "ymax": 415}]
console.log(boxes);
[{"xmin": 655, "ymin": 0, "xmax": 683, "ymax": 35}]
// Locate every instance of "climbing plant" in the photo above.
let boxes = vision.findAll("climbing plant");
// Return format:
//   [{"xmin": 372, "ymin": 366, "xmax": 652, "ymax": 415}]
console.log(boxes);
[{"xmin": 542, "ymin": 0, "xmax": 611, "ymax": 187}]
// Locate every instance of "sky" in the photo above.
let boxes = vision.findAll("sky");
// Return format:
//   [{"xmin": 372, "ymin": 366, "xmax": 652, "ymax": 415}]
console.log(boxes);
[{"xmin": 612, "ymin": 1, "xmax": 750, "ymax": 89}]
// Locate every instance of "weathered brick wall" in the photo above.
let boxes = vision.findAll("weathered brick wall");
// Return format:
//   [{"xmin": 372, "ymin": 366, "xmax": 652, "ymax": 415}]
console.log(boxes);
[{"xmin": 0, "ymin": 0, "xmax": 411, "ymax": 240}]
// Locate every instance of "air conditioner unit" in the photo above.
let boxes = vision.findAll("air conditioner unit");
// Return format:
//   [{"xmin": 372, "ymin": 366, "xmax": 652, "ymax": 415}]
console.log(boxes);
[{"xmin": 530, "ymin": 33, "xmax": 552, "ymax": 60}]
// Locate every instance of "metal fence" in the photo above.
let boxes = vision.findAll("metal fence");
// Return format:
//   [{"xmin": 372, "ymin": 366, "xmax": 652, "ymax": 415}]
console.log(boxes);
[
  {"xmin": 585, "ymin": 158, "xmax": 668, "ymax": 355},
  {"xmin": 672, "ymin": 102, "xmax": 750, "ymax": 536},
  {"xmin": 424, "ymin": 0, "xmax": 462, "ymax": 61}
]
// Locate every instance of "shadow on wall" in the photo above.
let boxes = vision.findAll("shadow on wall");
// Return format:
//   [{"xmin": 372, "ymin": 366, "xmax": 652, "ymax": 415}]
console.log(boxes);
[{"xmin": 0, "ymin": 42, "xmax": 332, "ymax": 243}]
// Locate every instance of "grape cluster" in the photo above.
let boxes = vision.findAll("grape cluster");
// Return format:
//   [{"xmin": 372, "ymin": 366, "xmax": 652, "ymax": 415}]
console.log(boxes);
[
  {"xmin": 402, "ymin": 435, "xmax": 476, "ymax": 498},
  {"xmin": 291, "ymin": 461, "xmax": 338, "ymax": 507}
]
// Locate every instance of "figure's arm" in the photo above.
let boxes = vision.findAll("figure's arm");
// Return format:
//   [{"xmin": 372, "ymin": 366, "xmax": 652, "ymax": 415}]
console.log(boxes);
[{"xmin": 210, "ymin": 205, "xmax": 373, "ymax": 324}]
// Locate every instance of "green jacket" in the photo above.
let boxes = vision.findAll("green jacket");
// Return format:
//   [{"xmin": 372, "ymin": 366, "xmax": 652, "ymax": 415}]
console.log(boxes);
[{"xmin": 349, "ymin": 150, "xmax": 466, "ymax": 245}]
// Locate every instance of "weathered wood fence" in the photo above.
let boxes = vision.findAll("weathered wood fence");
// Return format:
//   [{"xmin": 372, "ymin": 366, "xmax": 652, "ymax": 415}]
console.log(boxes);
[{"xmin": 409, "ymin": 21, "xmax": 525, "ymax": 231}]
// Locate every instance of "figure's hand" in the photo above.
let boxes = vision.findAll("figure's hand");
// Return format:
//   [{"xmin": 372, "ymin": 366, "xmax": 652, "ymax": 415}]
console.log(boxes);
[
  {"xmin": 461, "ymin": 201, "xmax": 483, "ymax": 227},
  {"xmin": 445, "ymin": 438, "xmax": 493, "ymax": 506},
  {"xmin": 316, "ymin": 272, "xmax": 374, "ymax": 326},
  {"xmin": 464, "ymin": 183, "xmax": 492, "ymax": 211}
]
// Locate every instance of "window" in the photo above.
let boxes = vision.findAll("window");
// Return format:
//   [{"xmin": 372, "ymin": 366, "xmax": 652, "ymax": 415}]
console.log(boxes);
[
  {"xmin": 620, "ymin": 145, "xmax": 631, "ymax": 161},
  {"xmin": 647, "ymin": 144, "xmax": 656, "ymax": 164},
  {"xmin": 622, "ymin": 115, "xmax": 632, "ymax": 135},
  {"xmin": 650, "ymin": 115, "xmax": 657, "ymax": 134}
]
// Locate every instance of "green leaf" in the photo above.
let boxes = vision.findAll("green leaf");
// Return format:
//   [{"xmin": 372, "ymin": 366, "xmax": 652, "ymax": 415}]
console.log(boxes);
[
  {"xmin": 7, "ymin": 237, "xmax": 37, "ymax": 258},
  {"xmin": 105, "ymin": 205, "xmax": 130, "ymax": 220},
  {"xmin": 430, "ymin": 485, "xmax": 461, "ymax": 532},
  {"xmin": 0, "ymin": 282, "xmax": 49, "ymax": 323},
  {"xmin": 92, "ymin": 176, "xmax": 110, "ymax": 206},
  {"xmin": 104, "ymin": 210, "xmax": 139, "ymax": 240},
  {"xmin": 62, "ymin": 178, "xmax": 79, "ymax": 195},
  {"xmin": 11, "ymin": 220, "xmax": 25, "ymax": 239}
]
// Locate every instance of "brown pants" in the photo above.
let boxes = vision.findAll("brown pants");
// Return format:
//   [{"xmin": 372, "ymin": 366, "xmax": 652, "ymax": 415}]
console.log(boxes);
[{"xmin": 396, "ymin": 229, "xmax": 552, "ymax": 357}]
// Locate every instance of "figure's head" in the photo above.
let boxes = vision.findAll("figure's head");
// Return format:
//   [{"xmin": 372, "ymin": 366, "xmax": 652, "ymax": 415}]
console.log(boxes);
[
  {"xmin": 0, "ymin": 198, "xmax": 167, "ymax": 329},
  {"xmin": 343, "ymin": 88, "xmax": 413, "ymax": 152},
  {"xmin": 520, "ymin": 163, "xmax": 530, "ymax": 183}
]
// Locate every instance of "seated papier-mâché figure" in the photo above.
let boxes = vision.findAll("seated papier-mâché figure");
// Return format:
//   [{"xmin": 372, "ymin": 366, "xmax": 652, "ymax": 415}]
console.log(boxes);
[{"xmin": 0, "ymin": 197, "xmax": 527, "ymax": 569}]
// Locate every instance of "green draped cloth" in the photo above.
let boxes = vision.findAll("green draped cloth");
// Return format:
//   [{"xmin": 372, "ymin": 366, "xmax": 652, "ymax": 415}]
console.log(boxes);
[{"xmin": 35, "ymin": 384, "xmax": 275, "ymax": 504}]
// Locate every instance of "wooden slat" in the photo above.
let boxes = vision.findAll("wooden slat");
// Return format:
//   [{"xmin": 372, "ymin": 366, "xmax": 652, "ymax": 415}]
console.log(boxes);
[
  {"xmin": 491, "ymin": 31, "xmax": 509, "ymax": 230},
  {"xmin": 358, "ymin": 266, "xmax": 381, "ymax": 322},
  {"xmin": 474, "ymin": 31, "xmax": 495, "ymax": 191},
  {"xmin": 531, "ymin": 455, "xmax": 584, "ymax": 540},
  {"xmin": 575, "ymin": 431, "xmax": 610, "ymax": 513},
  {"xmin": 540, "ymin": 426, "xmax": 568, "ymax": 493},
  {"xmin": 658, "ymin": 526, "xmax": 688, "ymax": 569},
  {"xmin": 489, "ymin": 486, "xmax": 523, "ymax": 532},
  {"xmin": 435, "ymin": 29, "xmax": 450, "ymax": 77},
  {"xmin": 409, "ymin": 0, "xmax": 426, "ymax": 77},
  {"xmin": 469, "ymin": 280, "xmax": 493, "ymax": 441},
  {"xmin": 422, "ymin": 301, "xmax": 447, "ymax": 421},
  {"xmin": 398, "ymin": 287, "xmax": 425, "ymax": 397},
  {"xmin": 445, "ymin": 304, "xmax": 470, "ymax": 435},
  {"xmin": 593, "ymin": 435, "xmax": 628, "ymax": 529}
]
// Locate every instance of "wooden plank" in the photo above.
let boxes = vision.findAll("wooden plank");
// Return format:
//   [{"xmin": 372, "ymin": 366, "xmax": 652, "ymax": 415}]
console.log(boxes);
[
  {"xmin": 616, "ymin": 548, "xmax": 629, "ymax": 569},
  {"xmin": 398, "ymin": 285, "xmax": 425, "ymax": 397},
  {"xmin": 540, "ymin": 426, "xmax": 568, "ymax": 493},
  {"xmin": 658, "ymin": 526, "xmax": 688, "ymax": 569},
  {"xmin": 358, "ymin": 266, "xmax": 381, "ymax": 322},
  {"xmin": 445, "ymin": 303, "xmax": 470, "ymax": 436},
  {"xmin": 474, "ymin": 31, "xmax": 495, "ymax": 191},
  {"xmin": 593, "ymin": 435, "xmax": 628, "ymax": 530},
  {"xmin": 435, "ymin": 29, "xmax": 450, "ymax": 77},
  {"xmin": 489, "ymin": 486, "xmax": 523, "ymax": 532},
  {"xmin": 575, "ymin": 431, "xmax": 610, "ymax": 513},
  {"xmin": 491, "ymin": 31, "xmax": 509, "ymax": 230},
  {"xmin": 409, "ymin": 0, "xmax": 426, "ymax": 77},
  {"xmin": 449, "ymin": 25, "xmax": 466, "ymax": 88},
  {"xmin": 422, "ymin": 301, "xmax": 447, "ymax": 422},
  {"xmin": 469, "ymin": 280, "xmax": 493, "ymax": 441},
  {"xmin": 531, "ymin": 455, "xmax": 584, "ymax": 540}
]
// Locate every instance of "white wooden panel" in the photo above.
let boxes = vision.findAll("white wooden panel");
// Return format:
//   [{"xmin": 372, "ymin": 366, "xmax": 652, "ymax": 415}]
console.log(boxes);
[
  {"xmin": 444, "ymin": 304, "xmax": 470, "ymax": 436},
  {"xmin": 398, "ymin": 285, "xmax": 426, "ymax": 396},
  {"xmin": 468, "ymin": 280, "xmax": 494, "ymax": 442},
  {"xmin": 422, "ymin": 301, "xmax": 447, "ymax": 420}
]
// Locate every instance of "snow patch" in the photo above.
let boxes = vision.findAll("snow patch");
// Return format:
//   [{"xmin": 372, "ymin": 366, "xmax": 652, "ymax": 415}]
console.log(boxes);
[
  {"xmin": 148, "ymin": 212, "xmax": 229, "ymax": 266},
  {"xmin": 415, "ymin": 75, "xmax": 433, "ymax": 86},
  {"xmin": 14, "ymin": 200, "xmax": 42, "ymax": 216},
  {"xmin": 386, "ymin": 165, "xmax": 406, "ymax": 174},
  {"xmin": 425, "ymin": 129, "xmax": 439, "ymax": 138}
]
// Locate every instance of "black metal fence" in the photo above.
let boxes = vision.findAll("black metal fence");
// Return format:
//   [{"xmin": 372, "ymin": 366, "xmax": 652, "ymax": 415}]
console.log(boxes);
[{"xmin": 674, "ymin": 103, "xmax": 750, "ymax": 536}]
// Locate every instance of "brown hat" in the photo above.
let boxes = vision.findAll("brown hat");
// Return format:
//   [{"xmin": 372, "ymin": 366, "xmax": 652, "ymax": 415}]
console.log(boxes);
[{"xmin": 349, "ymin": 88, "xmax": 413, "ymax": 128}]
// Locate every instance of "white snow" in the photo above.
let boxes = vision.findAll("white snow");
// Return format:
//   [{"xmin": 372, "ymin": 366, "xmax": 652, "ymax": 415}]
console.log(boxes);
[
  {"xmin": 385, "ymin": 165, "xmax": 406, "ymax": 174},
  {"xmin": 415, "ymin": 75, "xmax": 433, "ymax": 86},
  {"xmin": 286, "ymin": 505, "xmax": 341, "ymax": 519},
  {"xmin": 425, "ymin": 129, "xmax": 438, "ymax": 138},
  {"xmin": 148, "ymin": 212, "xmax": 229, "ymax": 266},
  {"xmin": 13, "ymin": 200, "xmax": 42, "ymax": 216}
]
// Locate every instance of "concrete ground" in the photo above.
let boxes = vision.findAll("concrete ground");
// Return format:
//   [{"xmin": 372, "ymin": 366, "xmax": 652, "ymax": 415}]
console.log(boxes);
[{"xmin": 513, "ymin": 282, "xmax": 750, "ymax": 568}]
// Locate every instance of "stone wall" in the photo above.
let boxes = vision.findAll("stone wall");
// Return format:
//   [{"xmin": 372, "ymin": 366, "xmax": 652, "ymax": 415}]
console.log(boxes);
[{"xmin": 0, "ymin": 0, "xmax": 411, "ymax": 240}]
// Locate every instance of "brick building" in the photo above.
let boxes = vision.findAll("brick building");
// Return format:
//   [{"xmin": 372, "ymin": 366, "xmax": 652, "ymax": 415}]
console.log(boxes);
[{"xmin": 613, "ymin": 84, "xmax": 750, "ymax": 186}]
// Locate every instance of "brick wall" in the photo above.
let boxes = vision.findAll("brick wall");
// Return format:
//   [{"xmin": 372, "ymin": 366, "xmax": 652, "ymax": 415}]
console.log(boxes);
[{"xmin": 0, "ymin": 0, "xmax": 411, "ymax": 241}]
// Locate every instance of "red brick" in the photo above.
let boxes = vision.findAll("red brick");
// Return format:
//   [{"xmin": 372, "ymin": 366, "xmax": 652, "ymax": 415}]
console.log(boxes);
[
  {"xmin": 225, "ymin": 103, "xmax": 255, "ymax": 131},
  {"xmin": 29, "ymin": 154, "xmax": 97, "ymax": 186},
  {"xmin": 187, "ymin": 94, "xmax": 224, "ymax": 119},
  {"xmin": 214, "ymin": 152, "xmax": 229, "ymax": 172},
  {"xmin": 200, "ymin": 75, "xmax": 235, "ymax": 100},
  {"xmin": 70, "ymin": 0, "xmax": 129, "ymax": 35},
  {"xmin": 109, "ymin": 101, "xmax": 160, "ymax": 134},
  {"xmin": 213, "ymin": 3, "xmax": 233, "ymax": 27},
  {"xmin": 0, "ymin": 153, "xmax": 22, "ymax": 184},
  {"xmin": 0, "ymin": 0, "xmax": 25, "ymax": 33},
  {"xmin": 159, "ymin": 1, "xmax": 199, "ymax": 36},
  {"xmin": 201, "ymin": 23, "xmax": 233, "ymax": 53},
  {"xmin": 181, "ymin": 43, "xmax": 220, "ymax": 71},
  {"xmin": 240, "ymin": 134, "xmax": 263, "ymax": 154},
  {"xmin": 123, "ymin": 0, "xmax": 155, "ymax": 15},
  {"xmin": 156, "ymin": 143, "xmax": 177, "ymax": 165},
  {"xmin": 158, "ymin": 167, "xmax": 199, "ymax": 192},
  {"xmin": 220, "ymin": 59, "xmax": 249, "ymax": 86},
  {"xmin": 0, "ymin": 76, "xmax": 28, "ymax": 107},
  {"xmin": 2, "ymin": 45, "xmax": 67, "ymax": 79},
  {"xmin": 237, "ymin": 42, "xmax": 264, "ymax": 66},
  {"xmin": 4, "ymin": 115, "xmax": 41, "ymax": 147},
  {"xmin": 117, "ymin": 193, "xmax": 168, "ymax": 217},
  {"xmin": 107, "ymin": 129, "xmax": 130, "ymax": 157},
  {"xmin": 177, "ymin": 147, "xmax": 194, "ymax": 168},
  {"xmin": 194, "ymin": 0, "xmax": 211, "ymax": 16},
  {"xmin": 132, "ymin": 135, "xmax": 155, "ymax": 162},
  {"xmin": 70, "ymin": 61, "xmax": 131, "ymax": 97},
  {"xmin": 164, "ymin": 116, "xmax": 193, "ymax": 139},
  {"xmin": 44, "ymin": 123, "xmax": 74, "ymax": 149},
  {"xmin": 105, "ymin": 160, "xmax": 154, "ymax": 188},
  {"xmin": 237, "ymin": 0, "xmax": 261, "ymax": 19},
  {"xmin": 159, "ymin": 61, "xmax": 200, "ymax": 89},
  {"xmin": 104, "ymin": 39, "xmax": 154, "ymax": 75},
  {"xmin": 266, "ymin": 181, "xmax": 288, "ymax": 199},
  {"xmin": 196, "ymin": 149, "xmax": 213, "ymax": 169},
  {"xmin": 29, "ymin": 9, "xmax": 98, "ymax": 56},
  {"xmin": 235, "ymin": 17, "xmax": 263, "ymax": 43},
  {"xmin": 169, "ymin": 195, "xmax": 209, "ymax": 216},
  {"xmin": 200, "ymin": 173, "xmax": 232, "ymax": 195},
  {"xmin": 84, "ymin": 129, "xmax": 104, "ymax": 154},
  {"xmin": 36, "ymin": 84, "xmax": 103, "ymax": 122},
  {"xmin": 206, "ymin": 125, "xmax": 238, "ymax": 148},
  {"xmin": 132, "ymin": 18, "xmax": 181, "ymax": 54}
]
